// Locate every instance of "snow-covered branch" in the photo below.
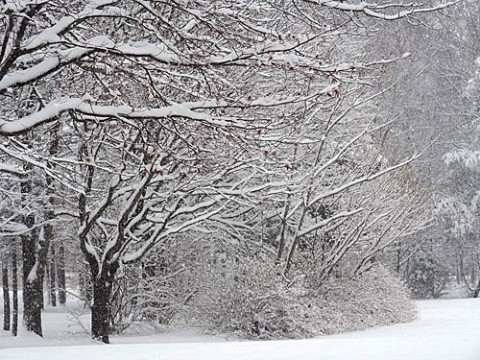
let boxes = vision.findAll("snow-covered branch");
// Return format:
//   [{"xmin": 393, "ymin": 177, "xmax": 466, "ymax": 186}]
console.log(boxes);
[{"xmin": 307, "ymin": 0, "xmax": 459, "ymax": 20}]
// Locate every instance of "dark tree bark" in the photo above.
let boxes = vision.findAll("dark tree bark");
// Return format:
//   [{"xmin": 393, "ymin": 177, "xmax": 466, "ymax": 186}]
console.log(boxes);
[
  {"xmin": 77, "ymin": 139, "xmax": 115, "ymax": 343},
  {"xmin": 45, "ymin": 123, "xmax": 59, "ymax": 308},
  {"xmin": 46, "ymin": 262, "xmax": 51, "ymax": 306},
  {"xmin": 21, "ymin": 175, "xmax": 46, "ymax": 336},
  {"xmin": 21, "ymin": 216, "xmax": 43, "ymax": 336},
  {"xmin": 21, "ymin": 159, "xmax": 40, "ymax": 334},
  {"xmin": 12, "ymin": 245, "xmax": 18, "ymax": 337},
  {"xmin": 48, "ymin": 245, "xmax": 57, "ymax": 307},
  {"xmin": 57, "ymin": 245, "xmax": 66, "ymax": 305},
  {"xmin": 79, "ymin": 262, "xmax": 92, "ymax": 307},
  {"xmin": 36, "ymin": 235, "xmax": 49, "ymax": 311},
  {"xmin": 21, "ymin": 243, "xmax": 44, "ymax": 335},
  {"xmin": 90, "ymin": 263, "xmax": 118, "ymax": 344},
  {"xmin": 21, "ymin": 124, "xmax": 59, "ymax": 333},
  {"xmin": 2, "ymin": 253, "xmax": 10, "ymax": 331}
]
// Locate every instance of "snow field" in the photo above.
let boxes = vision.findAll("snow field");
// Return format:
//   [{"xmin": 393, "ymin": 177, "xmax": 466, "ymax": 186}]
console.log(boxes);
[{"xmin": 1, "ymin": 298, "xmax": 480, "ymax": 359}]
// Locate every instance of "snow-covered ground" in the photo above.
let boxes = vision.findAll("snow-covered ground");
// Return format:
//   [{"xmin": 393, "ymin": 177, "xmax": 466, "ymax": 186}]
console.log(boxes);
[{"xmin": 1, "ymin": 299, "xmax": 479, "ymax": 359}]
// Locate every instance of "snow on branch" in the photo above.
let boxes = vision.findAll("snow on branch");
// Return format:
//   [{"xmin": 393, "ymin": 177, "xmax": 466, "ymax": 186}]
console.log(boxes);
[
  {"xmin": 308, "ymin": 153, "xmax": 420, "ymax": 207},
  {"xmin": 1, "ymin": 0, "xmax": 48, "ymax": 12},
  {"xmin": 0, "ymin": 163, "xmax": 26, "ymax": 177},
  {"xmin": 298, "ymin": 208, "xmax": 364, "ymax": 237},
  {"xmin": 22, "ymin": 2, "xmax": 126, "ymax": 51},
  {"xmin": 0, "ymin": 87, "xmax": 342, "ymax": 135},
  {"xmin": 0, "ymin": 36, "xmax": 114, "ymax": 91},
  {"xmin": 307, "ymin": 0, "xmax": 459, "ymax": 20},
  {"xmin": 121, "ymin": 203, "xmax": 225, "ymax": 264},
  {"xmin": 0, "ymin": 98, "xmax": 226, "ymax": 135}
]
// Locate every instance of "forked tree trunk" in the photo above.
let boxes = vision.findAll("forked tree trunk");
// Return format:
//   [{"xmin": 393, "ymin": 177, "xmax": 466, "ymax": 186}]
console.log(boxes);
[
  {"xmin": 90, "ymin": 263, "xmax": 118, "ymax": 344},
  {"xmin": 2, "ymin": 253, "xmax": 10, "ymax": 330}
]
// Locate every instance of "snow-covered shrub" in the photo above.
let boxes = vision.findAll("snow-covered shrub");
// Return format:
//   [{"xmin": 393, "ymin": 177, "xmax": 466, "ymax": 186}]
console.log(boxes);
[
  {"xmin": 315, "ymin": 265, "xmax": 416, "ymax": 334},
  {"xmin": 189, "ymin": 261, "xmax": 415, "ymax": 339},
  {"xmin": 189, "ymin": 260, "xmax": 318, "ymax": 339}
]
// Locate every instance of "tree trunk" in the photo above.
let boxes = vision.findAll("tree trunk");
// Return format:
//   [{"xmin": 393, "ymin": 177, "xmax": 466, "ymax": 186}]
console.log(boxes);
[
  {"xmin": 79, "ymin": 262, "xmax": 92, "ymax": 307},
  {"xmin": 22, "ymin": 227, "xmax": 43, "ymax": 336},
  {"xmin": 37, "ymin": 246, "xmax": 47, "ymax": 311},
  {"xmin": 46, "ymin": 262, "xmax": 51, "ymax": 306},
  {"xmin": 21, "ymin": 208, "xmax": 52, "ymax": 334},
  {"xmin": 284, "ymin": 204, "xmax": 308, "ymax": 277},
  {"xmin": 21, "ymin": 164, "xmax": 43, "ymax": 336},
  {"xmin": 91, "ymin": 265, "xmax": 118, "ymax": 343},
  {"xmin": 275, "ymin": 196, "xmax": 291, "ymax": 263},
  {"xmin": 49, "ymin": 245, "xmax": 57, "ymax": 307},
  {"xmin": 22, "ymin": 272, "xmax": 43, "ymax": 336},
  {"xmin": 2, "ymin": 253, "xmax": 10, "ymax": 331},
  {"xmin": 395, "ymin": 247, "xmax": 401, "ymax": 273},
  {"xmin": 12, "ymin": 246, "xmax": 18, "ymax": 337},
  {"xmin": 21, "ymin": 226, "xmax": 50, "ymax": 335},
  {"xmin": 57, "ymin": 245, "xmax": 66, "ymax": 305},
  {"xmin": 45, "ymin": 121, "xmax": 59, "ymax": 308},
  {"xmin": 473, "ymin": 278, "xmax": 480, "ymax": 298}
]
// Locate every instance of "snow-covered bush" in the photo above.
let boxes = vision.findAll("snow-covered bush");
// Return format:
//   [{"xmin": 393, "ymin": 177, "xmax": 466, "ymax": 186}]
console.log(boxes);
[
  {"xmin": 189, "ymin": 261, "xmax": 415, "ymax": 339},
  {"xmin": 189, "ymin": 260, "xmax": 314, "ymax": 339},
  {"xmin": 316, "ymin": 265, "xmax": 416, "ymax": 334}
]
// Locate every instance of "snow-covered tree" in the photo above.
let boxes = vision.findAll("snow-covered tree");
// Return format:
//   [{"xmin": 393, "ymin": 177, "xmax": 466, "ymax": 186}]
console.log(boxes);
[{"xmin": 0, "ymin": 0, "xmax": 457, "ymax": 342}]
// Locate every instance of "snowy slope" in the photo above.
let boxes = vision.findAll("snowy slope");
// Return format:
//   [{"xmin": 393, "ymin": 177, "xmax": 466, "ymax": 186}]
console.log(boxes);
[{"xmin": 1, "ymin": 299, "xmax": 479, "ymax": 360}]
